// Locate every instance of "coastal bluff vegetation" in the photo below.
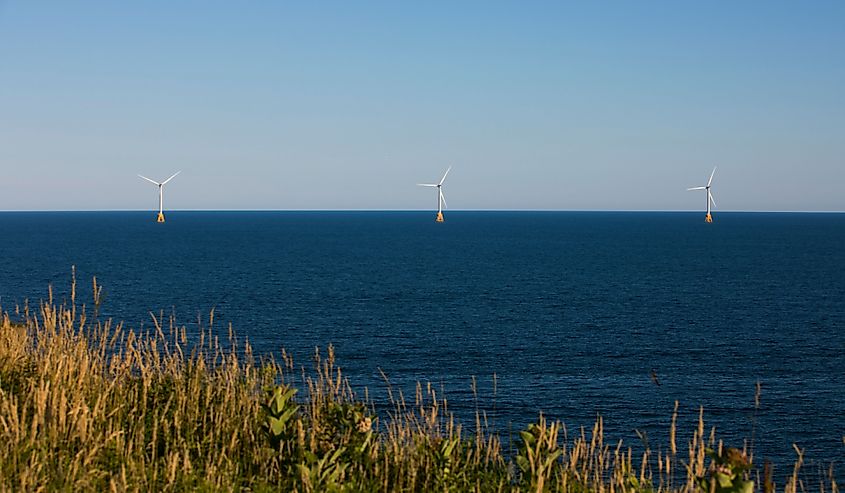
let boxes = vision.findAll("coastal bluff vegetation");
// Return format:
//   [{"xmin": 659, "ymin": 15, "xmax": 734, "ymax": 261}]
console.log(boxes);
[{"xmin": 0, "ymin": 279, "xmax": 840, "ymax": 492}]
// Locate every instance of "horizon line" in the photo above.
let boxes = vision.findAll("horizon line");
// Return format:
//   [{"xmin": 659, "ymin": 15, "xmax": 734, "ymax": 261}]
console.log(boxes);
[{"xmin": 1, "ymin": 208, "xmax": 844, "ymax": 214}]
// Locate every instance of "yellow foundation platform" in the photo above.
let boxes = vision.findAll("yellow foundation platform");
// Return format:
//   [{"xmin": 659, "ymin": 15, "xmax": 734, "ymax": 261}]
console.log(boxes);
[
  {"xmin": 705, "ymin": 213, "xmax": 712, "ymax": 223},
  {"xmin": 435, "ymin": 211, "xmax": 444, "ymax": 223},
  {"xmin": 157, "ymin": 212, "xmax": 166, "ymax": 223}
]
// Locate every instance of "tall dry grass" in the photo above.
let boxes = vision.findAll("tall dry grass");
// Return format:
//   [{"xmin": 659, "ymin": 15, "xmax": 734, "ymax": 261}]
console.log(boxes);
[{"xmin": 0, "ymin": 279, "xmax": 839, "ymax": 492}]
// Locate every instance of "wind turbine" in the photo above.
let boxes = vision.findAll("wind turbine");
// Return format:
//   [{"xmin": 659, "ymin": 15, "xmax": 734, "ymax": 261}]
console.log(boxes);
[
  {"xmin": 687, "ymin": 167, "xmax": 717, "ymax": 223},
  {"xmin": 138, "ymin": 171, "xmax": 180, "ymax": 223},
  {"xmin": 417, "ymin": 166, "xmax": 451, "ymax": 222}
]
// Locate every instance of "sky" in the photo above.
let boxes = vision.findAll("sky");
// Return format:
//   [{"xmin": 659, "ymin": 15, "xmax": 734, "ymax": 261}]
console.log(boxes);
[{"xmin": 0, "ymin": 1, "xmax": 843, "ymax": 211}]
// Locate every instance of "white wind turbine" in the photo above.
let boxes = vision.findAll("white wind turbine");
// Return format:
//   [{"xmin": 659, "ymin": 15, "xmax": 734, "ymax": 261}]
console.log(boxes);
[
  {"xmin": 417, "ymin": 166, "xmax": 451, "ymax": 222},
  {"xmin": 138, "ymin": 171, "xmax": 181, "ymax": 223},
  {"xmin": 687, "ymin": 167, "xmax": 717, "ymax": 223}
]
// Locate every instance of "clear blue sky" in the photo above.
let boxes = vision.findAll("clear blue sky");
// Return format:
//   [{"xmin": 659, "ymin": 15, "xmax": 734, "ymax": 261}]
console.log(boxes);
[{"xmin": 1, "ymin": 1, "xmax": 843, "ymax": 211}]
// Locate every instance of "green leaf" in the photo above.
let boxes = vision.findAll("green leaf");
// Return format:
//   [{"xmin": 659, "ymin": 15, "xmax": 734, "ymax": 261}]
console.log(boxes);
[
  {"xmin": 271, "ymin": 387, "xmax": 297, "ymax": 414},
  {"xmin": 736, "ymin": 480, "xmax": 754, "ymax": 493},
  {"xmin": 442, "ymin": 438, "xmax": 458, "ymax": 457},
  {"xmin": 715, "ymin": 472, "xmax": 733, "ymax": 488},
  {"xmin": 278, "ymin": 405, "xmax": 299, "ymax": 426},
  {"xmin": 268, "ymin": 416, "xmax": 286, "ymax": 436},
  {"xmin": 544, "ymin": 449, "xmax": 563, "ymax": 469},
  {"xmin": 519, "ymin": 430, "xmax": 536, "ymax": 446},
  {"xmin": 516, "ymin": 455, "xmax": 530, "ymax": 473},
  {"xmin": 357, "ymin": 431, "xmax": 373, "ymax": 454}
]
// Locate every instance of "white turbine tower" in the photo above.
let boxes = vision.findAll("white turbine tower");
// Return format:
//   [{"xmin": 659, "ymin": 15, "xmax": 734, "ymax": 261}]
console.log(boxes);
[
  {"xmin": 138, "ymin": 171, "xmax": 181, "ymax": 223},
  {"xmin": 417, "ymin": 166, "xmax": 451, "ymax": 223},
  {"xmin": 687, "ymin": 167, "xmax": 717, "ymax": 223}
]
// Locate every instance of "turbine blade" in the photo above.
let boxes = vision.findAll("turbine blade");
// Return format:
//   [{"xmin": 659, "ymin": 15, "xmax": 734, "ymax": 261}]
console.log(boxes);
[
  {"xmin": 138, "ymin": 174, "xmax": 160, "ymax": 185},
  {"xmin": 707, "ymin": 167, "xmax": 717, "ymax": 187},
  {"xmin": 162, "ymin": 170, "xmax": 181, "ymax": 185},
  {"xmin": 440, "ymin": 189, "xmax": 447, "ymax": 209},
  {"xmin": 438, "ymin": 166, "xmax": 451, "ymax": 186},
  {"xmin": 417, "ymin": 183, "xmax": 438, "ymax": 187},
  {"xmin": 687, "ymin": 186, "xmax": 705, "ymax": 191},
  {"xmin": 708, "ymin": 191, "xmax": 717, "ymax": 208}
]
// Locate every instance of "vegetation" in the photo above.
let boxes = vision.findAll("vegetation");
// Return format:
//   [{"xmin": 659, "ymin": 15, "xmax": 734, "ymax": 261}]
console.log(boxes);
[{"xmin": 0, "ymin": 279, "xmax": 840, "ymax": 492}]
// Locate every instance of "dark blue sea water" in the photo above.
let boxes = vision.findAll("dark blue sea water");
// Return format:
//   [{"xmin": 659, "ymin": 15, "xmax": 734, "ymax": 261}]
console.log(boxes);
[{"xmin": 1, "ymin": 211, "xmax": 843, "ymax": 475}]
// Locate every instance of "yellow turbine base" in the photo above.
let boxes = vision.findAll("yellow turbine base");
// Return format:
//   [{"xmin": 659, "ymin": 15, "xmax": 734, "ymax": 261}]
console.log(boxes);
[
  {"xmin": 435, "ymin": 212, "xmax": 444, "ymax": 223},
  {"xmin": 705, "ymin": 213, "xmax": 712, "ymax": 223},
  {"xmin": 157, "ymin": 212, "xmax": 166, "ymax": 223}
]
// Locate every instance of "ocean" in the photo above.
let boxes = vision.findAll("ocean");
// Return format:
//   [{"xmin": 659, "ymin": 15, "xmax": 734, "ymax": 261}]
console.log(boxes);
[{"xmin": 1, "ymin": 211, "xmax": 843, "ymax": 473}]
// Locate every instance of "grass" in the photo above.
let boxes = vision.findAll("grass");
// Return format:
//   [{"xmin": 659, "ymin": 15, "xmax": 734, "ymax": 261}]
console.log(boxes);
[{"xmin": 0, "ymin": 279, "xmax": 840, "ymax": 492}]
